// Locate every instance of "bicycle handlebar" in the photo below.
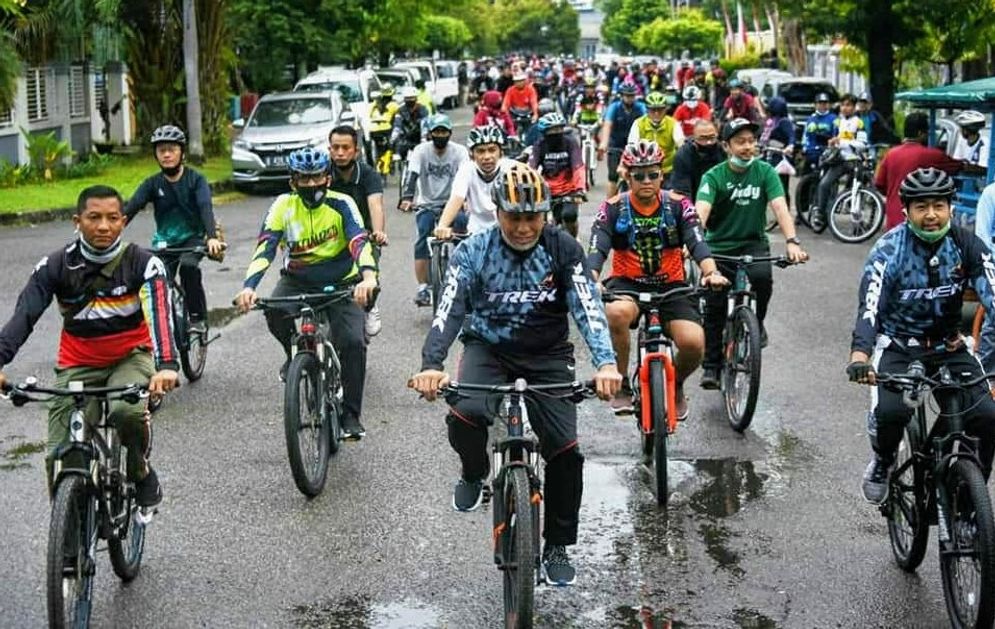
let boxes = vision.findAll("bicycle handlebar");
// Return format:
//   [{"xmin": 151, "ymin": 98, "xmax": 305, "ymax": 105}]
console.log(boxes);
[
  {"xmin": 152, "ymin": 244, "xmax": 228, "ymax": 256},
  {"xmin": 440, "ymin": 379, "xmax": 597, "ymax": 404},
  {"xmin": 2, "ymin": 379, "xmax": 147, "ymax": 407},
  {"xmin": 601, "ymin": 284, "xmax": 699, "ymax": 304},
  {"xmin": 251, "ymin": 287, "xmax": 366, "ymax": 311},
  {"xmin": 873, "ymin": 362, "xmax": 995, "ymax": 408},
  {"xmin": 710, "ymin": 254, "xmax": 797, "ymax": 269}
]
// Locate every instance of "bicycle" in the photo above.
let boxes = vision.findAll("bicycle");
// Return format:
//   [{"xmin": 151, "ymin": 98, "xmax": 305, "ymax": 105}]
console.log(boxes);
[
  {"xmin": 252, "ymin": 287, "xmax": 370, "ymax": 497},
  {"xmin": 549, "ymin": 192, "xmax": 586, "ymax": 238},
  {"xmin": 370, "ymin": 129, "xmax": 394, "ymax": 185},
  {"xmin": 603, "ymin": 285, "xmax": 697, "ymax": 507},
  {"xmin": 438, "ymin": 378, "xmax": 595, "ymax": 629},
  {"xmin": 153, "ymin": 244, "xmax": 224, "ymax": 383},
  {"xmin": 826, "ymin": 145, "xmax": 886, "ymax": 244},
  {"xmin": 871, "ymin": 362, "xmax": 995, "ymax": 628},
  {"xmin": 3, "ymin": 379, "xmax": 155, "ymax": 629},
  {"xmin": 427, "ymin": 231, "xmax": 469, "ymax": 316},
  {"xmin": 577, "ymin": 123, "xmax": 600, "ymax": 188},
  {"xmin": 510, "ymin": 108, "xmax": 533, "ymax": 139},
  {"xmin": 710, "ymin": 254, "xmax": 797, "ymax": 431}
]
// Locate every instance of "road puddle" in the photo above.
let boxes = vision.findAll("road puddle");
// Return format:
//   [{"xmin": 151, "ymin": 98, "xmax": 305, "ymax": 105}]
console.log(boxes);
[
  {"xmin": 732, "ymin": 607, "xmax": 781, "ymax": 628},
  {"xmin": 686, "ymin": 459, "xmax": 768, "ymax": 519},
  {"xmin": 291, "ymin": 595, "xmax": 441, "ymax": 628}
]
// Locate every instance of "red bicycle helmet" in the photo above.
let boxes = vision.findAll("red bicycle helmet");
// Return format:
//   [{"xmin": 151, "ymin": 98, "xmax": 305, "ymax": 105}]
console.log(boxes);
[{"xmin": 621, "ymin": 140, "xmax": 664, "ymax": 169}]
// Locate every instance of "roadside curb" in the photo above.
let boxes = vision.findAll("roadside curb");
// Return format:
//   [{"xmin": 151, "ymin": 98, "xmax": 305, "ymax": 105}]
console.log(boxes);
[{"xmin": 0, "ymin": 179, "xmax": 236, "ymax": 227}]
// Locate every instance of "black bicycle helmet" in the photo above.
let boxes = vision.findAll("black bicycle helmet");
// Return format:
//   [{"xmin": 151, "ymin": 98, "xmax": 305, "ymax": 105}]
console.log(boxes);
[
  {"xmin": 899, "ymin": 167, "xmax": 955, "ymax": 204},
  {"xmin": 150, "ymin": 124, "xmax": 186, "ymax": 146},
  {"xmin": 492, "ymin": 163, "xmax": 550, "ymax": 213}
]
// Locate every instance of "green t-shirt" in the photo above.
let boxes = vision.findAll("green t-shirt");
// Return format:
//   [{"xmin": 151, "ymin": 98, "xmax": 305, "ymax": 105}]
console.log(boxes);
[{"xmin": 696, "ymin": 159, "xmax": 785, "ymax": 253}]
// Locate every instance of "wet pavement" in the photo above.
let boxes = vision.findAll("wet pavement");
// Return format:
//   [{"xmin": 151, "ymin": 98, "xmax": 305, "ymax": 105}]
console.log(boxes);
[{"xmin": 0, "ymin": 105, "xmax": 974, "ymax": 628}]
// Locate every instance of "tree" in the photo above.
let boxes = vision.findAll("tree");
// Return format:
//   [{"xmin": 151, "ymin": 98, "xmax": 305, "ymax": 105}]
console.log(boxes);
[
  {"xmin": 421, "ymin": 15, "xmax": 473, "ymax": 57},
  {"xmin": 632, "ymin": 9, "xmax": 724, "ymax": 58},
  {"xmin": 494, "ymin": 0, "xmax": 579, "ymax": 54},
  {"xmin": 183, "ymin": 0, "xmax": 204, "ymax": 162},
  {"xmin": 600, "ymin": 0, "xmax": 669, "ymax": 54},
  {"xmin": 913, "ymin": 0, "xmax": 995, "ymax": 82}
]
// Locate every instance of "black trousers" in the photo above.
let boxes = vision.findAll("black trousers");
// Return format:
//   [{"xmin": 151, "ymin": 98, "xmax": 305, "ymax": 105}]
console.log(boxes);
[
  {"xmin": 816, "ymin": 163, "xmax": 848, "ymax": 218},
  {"xmin": 159, "ymin": 238, "xmax": 207, "ymax": 320},
  {"xmin": 265, "ymin": 277, "xmax": 368, "ymax": 422},
  {"xmin": 702, "ymin": 242, "xmax": 773, "ymax": 369},
  {"xmin": 446, "ymin": 339, "xmax": 584, "ymax": 546},
  {"xmin": 870, "ymin": 343, "xmax": 995, "ymax": 476}
]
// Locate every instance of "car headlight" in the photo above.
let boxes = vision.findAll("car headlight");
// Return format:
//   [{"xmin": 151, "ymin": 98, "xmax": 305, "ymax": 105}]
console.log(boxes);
[{"xmin": 233, "ymin": 139, "xmax": 252, "ymax": 151}]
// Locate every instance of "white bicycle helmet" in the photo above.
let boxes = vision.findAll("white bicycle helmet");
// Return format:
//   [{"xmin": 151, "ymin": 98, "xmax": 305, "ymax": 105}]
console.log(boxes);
[
  {"xmin": 954, "ymin": 110, "xmax": 986, "ymax": 129},
  {"xmin": 682, "ymin": 85, "xmax": 701, "ymax": 101}
]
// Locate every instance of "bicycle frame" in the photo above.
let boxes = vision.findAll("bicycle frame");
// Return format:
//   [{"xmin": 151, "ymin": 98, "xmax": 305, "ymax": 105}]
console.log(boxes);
[{"xmin": 637, "ymin": 309, "xmax": 678, "ymax": 435}]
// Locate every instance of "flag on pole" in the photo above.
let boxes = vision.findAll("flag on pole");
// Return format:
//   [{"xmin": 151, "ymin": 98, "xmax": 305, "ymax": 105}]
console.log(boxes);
[
  {"xmin": 736, "ymin": 1, "xmax": 747, "ymax": 49},
  {"xmin": 721, "ymin": 0, "xmax": 735, "ymax": 56}
]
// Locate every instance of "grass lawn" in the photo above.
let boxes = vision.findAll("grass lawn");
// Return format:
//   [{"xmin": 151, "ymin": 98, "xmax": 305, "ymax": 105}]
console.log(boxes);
[{"xmin": 0, "ymin": 154, "xmax": 233, "ymax": 214}]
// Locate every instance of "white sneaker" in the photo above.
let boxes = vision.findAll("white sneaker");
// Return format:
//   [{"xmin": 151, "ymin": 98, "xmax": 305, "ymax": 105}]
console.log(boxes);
[{"xmin": 365, "ymin": 305, "xmax": 382, "ymax": 337}]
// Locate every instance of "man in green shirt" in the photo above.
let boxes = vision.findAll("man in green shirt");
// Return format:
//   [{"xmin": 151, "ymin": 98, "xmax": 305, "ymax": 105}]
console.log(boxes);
[{"xmin": 694, "ymin": 118, "xmax": 809, "ymax": 389}]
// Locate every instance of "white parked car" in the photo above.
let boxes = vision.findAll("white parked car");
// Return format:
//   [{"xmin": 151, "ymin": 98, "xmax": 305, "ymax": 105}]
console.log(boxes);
[
  {"xmin": 295, "ymin": 67, "xmax": 381, "ymax": 150},
  {"xmin": 393, "ymin": 59, "xmax": 459, "ymax": 109}
]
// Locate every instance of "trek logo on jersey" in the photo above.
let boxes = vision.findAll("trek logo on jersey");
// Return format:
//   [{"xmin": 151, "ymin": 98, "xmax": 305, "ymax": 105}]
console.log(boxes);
[
  {"xmin": 432, "ymin": 270, "xmax": 459, "ymax": 333},
  {"xmin": 862, "ymin": 259, "xmax": 886, "ymax": 326},
  {"xmin": 898, "ymin": 284, "xmax": 962, "ymax": 301},
  {"xmin": 571, "ymin": 262, "xmax": 606, "ymax": 332},
  {"xmin": 486, "ymin": 289, "xmax": 558, "ymax": 304}
]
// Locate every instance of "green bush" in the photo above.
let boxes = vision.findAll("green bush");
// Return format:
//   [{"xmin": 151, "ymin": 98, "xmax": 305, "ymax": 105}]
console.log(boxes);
[
  {"xmin": 720, "ymin": 47, "xmax": 763, "ymax": 75},
  {"xmin": 20, "ymin": 127, "xmax": 74, "ymax": 181},
  {"xmin": 64, "ymin": 151, "xmax": 116, "ymax": 179},
  {"xmin": 0, "ymin": 158, "xmax": 29, "ymax": 188}
]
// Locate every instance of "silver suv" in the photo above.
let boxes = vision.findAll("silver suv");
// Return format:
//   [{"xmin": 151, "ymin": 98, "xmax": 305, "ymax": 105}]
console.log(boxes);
[{"xmin": 231, "ymin": 91, "xmax": 354, "ymax": 185}]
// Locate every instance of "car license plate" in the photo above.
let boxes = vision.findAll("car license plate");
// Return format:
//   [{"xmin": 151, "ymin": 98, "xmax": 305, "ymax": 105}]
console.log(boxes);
[{"xmin": 267, "ymin": 155, "xmax": 286, "ymax": 167}]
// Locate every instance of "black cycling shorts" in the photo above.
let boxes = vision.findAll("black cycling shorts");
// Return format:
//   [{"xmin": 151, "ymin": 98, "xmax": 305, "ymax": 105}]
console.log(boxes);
[
  {"xmin": 607, "ymin": 148, "xmax": 623, "ymax": 183},
  {"xmin": 604, "ymin": 277, "xmax": 701, "ymax": 328}
]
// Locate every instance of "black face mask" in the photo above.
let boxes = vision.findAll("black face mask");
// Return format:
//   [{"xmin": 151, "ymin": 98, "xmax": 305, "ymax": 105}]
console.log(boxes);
[
  {"xmin": 546, "ymin": 134, "xmax": 565, "ymax": 150},
  {"xmin": 161, "ymin": 163, "xmax": 181, "ymax": 177},
  {"xmin": 695, "ymin": 143, "xmax": 721, "ymax": 159},
  {"xmin": 297, "ymin": 185, "xmax": 326, "ymax": 209},
  {"xmin": 432, "ymin": 136, "xmax": 450, "ymax": 149}
]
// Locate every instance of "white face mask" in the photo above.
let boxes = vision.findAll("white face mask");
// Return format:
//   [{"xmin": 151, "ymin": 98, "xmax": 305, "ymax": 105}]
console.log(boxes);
[{"xmin": 685, "ymin": 99, "xmax": 698, "ymax": 109}]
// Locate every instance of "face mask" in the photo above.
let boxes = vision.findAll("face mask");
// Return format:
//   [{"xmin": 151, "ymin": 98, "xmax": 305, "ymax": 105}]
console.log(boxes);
[
  {"xmin": 432, "ymin": 136, "xmax": 450, "ymax": 149},
  {"xmin": 161, "ymin": 164, "xmax": 181, "ymax": 177},
  {"xmin": 500, "ymin": 227, "xmax": 540, "ymax": 252},
  {"xmin": 730, "ymin": 154, "xmax": 755, "ymax": 168},
  {"xmin": 907, "ymin": 219, "xmax": 951, "ymax": 243},
  {"xmin": 546, "ymin": 134, "xmax": 565, "ymax": 150},
  {"xmin": 296, "ymin": 185, "xmax": 326, "ymax": 209},
  {"xmin": 685, "ymin": 99, "xmax": 698, "ymax": 109}
]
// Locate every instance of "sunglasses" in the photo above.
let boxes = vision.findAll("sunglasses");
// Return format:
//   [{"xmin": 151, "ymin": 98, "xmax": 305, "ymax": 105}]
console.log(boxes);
[{"xmin": 630, "ymin": 171, "xmax": 662, "ymax": 182}]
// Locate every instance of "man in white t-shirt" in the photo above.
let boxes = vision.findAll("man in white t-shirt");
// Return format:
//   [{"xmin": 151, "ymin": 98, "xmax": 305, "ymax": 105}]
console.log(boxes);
[
  {"xmin": 399, "ymin": 114, "xmax": 471, "ymax": 306},
  {"xmin": 953, "ymin": 110, "xmax": 990, "ymax": 172},
  {"xmin": 435, "ymin": 125, "xmax": 516, "ymax": 238}
]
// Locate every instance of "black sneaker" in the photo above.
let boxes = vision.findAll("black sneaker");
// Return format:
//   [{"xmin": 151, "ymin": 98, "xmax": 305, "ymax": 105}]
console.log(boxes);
[
  {"xmin": 541, "ymin": 545, "xmax": 576, "ymax": 586},
  {"xmin": 861, "ymin": 454, "xmax": 893, "ymax": 505},
  {"xmin": 279, "ymin": 359, "xmax": 290, "ymax": 383},
  {"xmin": 135, "ymin": 467, "xmax": 163, "ymax": 507},
  {"xmin": 452, "ymin": 477, "xmax": 485, "ymax": 512},
  {"xmin": 700, "ymin": 367, "xmax": 720, "ymax": 390},
  {"xmin": 341, "ymin": 415, "xmax": 366, "ymax": 440},
  {"xmin": 414, "ymin": 286, "xmax": 432, "ymax": 307}
]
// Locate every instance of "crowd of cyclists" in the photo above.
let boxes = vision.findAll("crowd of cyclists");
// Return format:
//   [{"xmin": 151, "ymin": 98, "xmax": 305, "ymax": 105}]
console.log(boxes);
[{"xmin": 2, "ymin": 49, "xmax": 995, "ymax": 617}]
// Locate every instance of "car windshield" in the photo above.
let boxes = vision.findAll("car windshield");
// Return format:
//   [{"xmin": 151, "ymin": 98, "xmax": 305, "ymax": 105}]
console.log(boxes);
[
  {"xmin": 296, "ymin": 80, "xmax": 363, "ymax": 103},
  {"xmin": 401, "ymin": 65, "xmax": 431, "ymax": 83},
  {"xmin": 377, "ymin": 73, "xmax": 410, "ymax": 88},
  {"xmin": 779, "ymin": 83, "xmax": 839, "ymax": 104},
  {"xmin": 249, "ymin": 98, "xmax": 334, "ymax": 127}
]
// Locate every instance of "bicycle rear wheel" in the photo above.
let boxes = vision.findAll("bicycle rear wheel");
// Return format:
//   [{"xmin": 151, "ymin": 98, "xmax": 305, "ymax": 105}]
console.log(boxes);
[
  {"xmin": 722, "ymin": 306, "xmax": 762, "ymax": 432},
  {"xmin": 650, "ymin": 360, "xmax": 669, "ymax": 507},
  {"xmin": 887, "ymin": 415, "xmax": 928, "ymax": 572},
  {"xmin": 794, "ymin": 173, "xmax": 817, "ymax": 230},
  {"xmin": 828, "ymin": 187, "xmax": 885, "ymax": 244},
  {"xmin": 283, "ymin": 352, "xmax": 330, "ymax": 497},
  {"xmin": 939, "ymin": 458, "xmax": 995, "ymax": 629},
  {"xmin": 501, "ymin": 467, "xmax": 537, "ymax": 629},
  {"xmin": 47, "ymin": 475, "xmax": 96, "ymax": 629}
]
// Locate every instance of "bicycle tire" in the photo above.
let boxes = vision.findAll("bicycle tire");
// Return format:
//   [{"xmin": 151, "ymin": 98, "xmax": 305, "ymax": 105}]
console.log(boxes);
[
  {"xmin": 47, "ymin": 475, "xmax": 96, "ymax": 629},
  {"xmin": 325, "ymin": 353, "xmax": 343, "ymax": 457},
  {"xmin": 283, "ymin": 352, "xmax": 330, "ymax": 497},
  {"xmin": 794, "ymin": 174, "xmax": 817, "ymax": 230},
  {"xmin": 430, "ymin": 247, "xmax": 446, "ymax": 316},
  {"xmin": 502, "ymin": 467, "xmax": 536, "ymax": 629},
  {"xmin": 722, "ymin": 306, "xmax": 762, "ymax": 432},
  {"xmin": 179, "ymin": 326, "xmax": 207, "ymax": 383},
  {"xmin": 397, "ymin": 160, "xmax": 408, "ymax": 200},
  {"xmin": 939, "ymin": 458, "xmax": 995, "ymax": 629},
  {"xmin": 887, "ymin": 414, "xmax": 928, "ymax": 572},
  {"xmin": 650, "ymin": 359, "xmax": 669, "ymax": 508},
  {"xmin": 828, "ymin": 187, "xmax": 885, "ymax": 244}
]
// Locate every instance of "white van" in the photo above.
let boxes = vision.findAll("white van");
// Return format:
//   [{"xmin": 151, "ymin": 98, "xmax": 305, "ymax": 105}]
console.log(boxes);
[{"xmin": 393, "ymin": 60, "xmax": 459, "ymax": 109}]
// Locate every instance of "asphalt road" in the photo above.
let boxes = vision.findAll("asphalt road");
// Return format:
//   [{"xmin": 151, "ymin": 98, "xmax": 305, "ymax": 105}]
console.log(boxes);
[{"xmin": 0, "ymin": 106, "xmax": 972, "ymax": 628}]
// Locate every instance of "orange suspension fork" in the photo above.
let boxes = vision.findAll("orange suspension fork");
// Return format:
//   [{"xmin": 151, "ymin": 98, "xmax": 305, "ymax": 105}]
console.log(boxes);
[{"xmin": 639, "ymin": 351, "xmax": 677, "ymax": 435}]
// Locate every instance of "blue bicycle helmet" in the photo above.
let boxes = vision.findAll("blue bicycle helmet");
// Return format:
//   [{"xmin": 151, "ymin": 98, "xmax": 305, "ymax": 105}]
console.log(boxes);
[
  {"xmin": 286, "ymin": 147, "xmax": 330, "ymax": 176},
  {"xmin": 537, "ymin": 112, "xmax": 567, "ymax": 134}
]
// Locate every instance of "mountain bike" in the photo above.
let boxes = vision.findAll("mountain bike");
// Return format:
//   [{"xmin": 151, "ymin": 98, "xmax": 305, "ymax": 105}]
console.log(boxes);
[
  {"xmin": 153, "ymin": 244, "xmax": 225, "ymax": 383},
  {"xmin": 510, "ymin": 108, "xmax": 534, "ymax": 139},
  {"xmin": 439, "ymin": 378, "xmax": 595, "ymax": 629},
  {"xmin": 253, "ymin": 287, "xmax": 368, "ymax": 497},
  {"xmin": 827, "ymin": 145, "xmax": 886, "ymax": 244},
  {"xmin": 3, "ymin": 379, "xmax": 155, "ymax": 629},
  {"xmin": 577, "ymin": 123, "xmax": 600, "ymax": 188},
  {"xmin": 427, "ymin": 231, "xmax": 469, "ymax": 316},
  {"xmin": 550, "ymin": 192, "xmax": 586, "ymax": 238},
  {"xmin": 603, "ymin": 285, "xmax": 696, "ymax": 507},
  {"xmin": 710, "ymin": 254, "xmax": 797, "ymax": 432},
  {"xmin": 370, "ymin": 129, "xmax": 394, "ymax": 185},
  {"xmin": 873, "ymin": 362, "xmax": 995, "ymax": 628}
]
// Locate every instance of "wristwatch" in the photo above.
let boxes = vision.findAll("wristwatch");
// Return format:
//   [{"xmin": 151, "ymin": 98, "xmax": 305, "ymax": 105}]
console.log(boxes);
[{"xmin": 786, "ymin": 237, "xmax": 802, "ymax": 246}]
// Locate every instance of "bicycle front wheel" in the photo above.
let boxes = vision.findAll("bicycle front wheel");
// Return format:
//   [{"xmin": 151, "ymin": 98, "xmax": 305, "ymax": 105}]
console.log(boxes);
[
  {"xmin": 501, "ymin": 467, "xmax": 537, "ymax": 629},
  {"xmin": 430, "ymin": 248, "xmax": 446, "ymax": 316},
  {"xmin": 828, "ymin": 187, "xmax": 885, "ymax": 244},
  {"xmin": 939, "ymin": 458, "xmax": 995, "ymax": 629},
  {"xmin": 887, "ymin": 415, "xmax": 928, "ymax": 572},
  {"xmin": 649, "ymin": 360, "xmax": 669, "ymax": 507},
  {"xmin": 283, "ymin": 352, "xmax": 331, "ymax": 497},
  {"xmin": 47, "ymin": 475, "xmax": 96, "ymax": 629},
  {"xmin": 179, "ymin": 326, "xmax": 207, "ymax": 382},
  {"xmin": 722, "ymin": 306, "xmax": 762, "ymax": 432}
]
